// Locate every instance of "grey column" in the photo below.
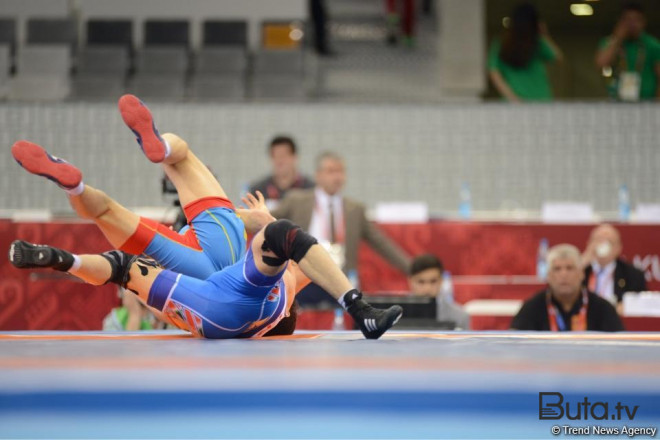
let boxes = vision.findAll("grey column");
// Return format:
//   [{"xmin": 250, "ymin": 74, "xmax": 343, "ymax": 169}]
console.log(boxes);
[{"xmin": 437, "ymin": 0, "xmax": 486, "ymax": 99}]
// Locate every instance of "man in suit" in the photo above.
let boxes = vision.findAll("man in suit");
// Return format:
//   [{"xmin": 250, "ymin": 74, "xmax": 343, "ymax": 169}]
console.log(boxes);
[
  {"xmin": 582, "ymin": 224, "xmax": 647, "ymax": 312},
  {"xmin": 271, "ymin": 151, "xmax": 411, "ymax": 281}
]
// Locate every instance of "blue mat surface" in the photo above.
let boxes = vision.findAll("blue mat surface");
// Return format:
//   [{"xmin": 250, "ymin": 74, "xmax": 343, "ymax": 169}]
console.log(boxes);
[{"xmin": 1, "ymin": 331, "xmax": 659, "ymax": 439}]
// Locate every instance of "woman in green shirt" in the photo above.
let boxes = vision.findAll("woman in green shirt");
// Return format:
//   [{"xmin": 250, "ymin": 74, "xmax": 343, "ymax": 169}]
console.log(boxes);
[{"xmin": 488, "ymin": 3, "xmax": 563, "ymax": 102}]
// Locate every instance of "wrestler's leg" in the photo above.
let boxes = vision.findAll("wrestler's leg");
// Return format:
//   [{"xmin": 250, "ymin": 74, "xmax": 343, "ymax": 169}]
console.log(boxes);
[
  {"xmin": 160, "ymin": 133, "xmax": 228, "ymax": 206},
  {"xmin": 117, "ymin": 95, "xmax": 245, "ymax": 269},
  {"xmin": 11, "ymin": 140, "xmax": 139, "ymax": 249},
  {"xmin": 68, "ymin": 252, "xmax": 177, "ymax": 321},
  {"xmin": 69, "ymin": 249, "xmax": 218, "ymax": 336},
  {"xmin": 69, "ymin": 183, "xmax": 216, "ymax": 278},
  {"xmin": 68, "ymin": 186, "xmax": 140, "ymax": 248},
  {"xmin": 118, "ymin": 94, "xmax": 228, "ymax": 206},
  {"xmin": 8, "ymin": 240, "xmax": 156, "ymax": 303},
  {"xmin": 250, "ymin": 221, "xmax": 351, "ymax": 299},
  {"xmin": 71, "ymin": 256, "xmax": 153, "ymax": 305},
  {"xmin": 251, "ymin": 219, "xmax": 403, "ymax": 339}
]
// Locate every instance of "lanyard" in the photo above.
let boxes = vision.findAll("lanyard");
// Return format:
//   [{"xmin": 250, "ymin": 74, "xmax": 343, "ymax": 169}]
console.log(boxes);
[
  {"xmin": 314, "ymin": 196, "xmax": 345, "ymax": 244},
  {"xmin": 618, "ymin": 40, "xmax": 646, "ymax": 73},
  {"xmin": 546, "ymin": 288, "xmax": 588, "ymax": 332}
]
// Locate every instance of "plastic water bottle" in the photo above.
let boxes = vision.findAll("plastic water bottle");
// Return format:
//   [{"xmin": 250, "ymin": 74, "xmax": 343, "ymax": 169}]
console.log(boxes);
[
  {"xmin": 347, "ymin": 269, "xmax": 360, "ymax": 291},
  {"xmin": 440, "ymin": 271, "xmax": 454, "ymax": 303},
  {"xmin": 537, "ymin": 238, "xmax": 549, "ymax": 281},
  {"xmin": 618, "ymin": 184, "xmax": 631, "ymax": 222},
  {"xmin": 459, "ymin": 182, "xmax": 472, "ymax": 220},
  {"xmin": 332, "ymin": 308, "xmax": 345, "ymax": 331}
]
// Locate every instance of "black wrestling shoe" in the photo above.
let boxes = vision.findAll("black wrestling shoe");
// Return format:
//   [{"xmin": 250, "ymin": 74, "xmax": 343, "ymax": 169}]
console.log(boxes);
[
  {"xmin": 344, "ymin": 290, "xmax": 403, "ymax": 340},
  {"xmin": 8, "ymin": 240, "xmax": 74, "ymax": 271}
]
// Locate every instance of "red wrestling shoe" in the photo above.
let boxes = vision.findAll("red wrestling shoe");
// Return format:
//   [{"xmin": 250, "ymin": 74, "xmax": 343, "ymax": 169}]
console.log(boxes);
[
  {"xmin": 11, "ymin": 140, "xmax": 82, "ymax": 190},
  {"xmin": 118, "ymin": 94, "xmax": 168, "ymax": 163}
]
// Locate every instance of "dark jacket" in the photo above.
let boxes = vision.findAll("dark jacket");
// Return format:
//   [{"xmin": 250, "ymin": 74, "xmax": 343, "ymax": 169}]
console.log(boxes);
[
  {"xmin": 511, "ymin": 289, "xmax": 625, "ymax": 332},
  {"xmin": 583, "ymin": 258, "xmax": 647, "ymax": 303},
  {"xmin": 249, "ymin": 174, "xmax": 314, "ymax": 201}
]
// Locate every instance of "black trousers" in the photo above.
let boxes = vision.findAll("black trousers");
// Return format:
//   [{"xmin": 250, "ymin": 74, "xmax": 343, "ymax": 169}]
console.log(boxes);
[{"xmin": 309, "ymin": 0, "xmax": 329, "ymax": 53}]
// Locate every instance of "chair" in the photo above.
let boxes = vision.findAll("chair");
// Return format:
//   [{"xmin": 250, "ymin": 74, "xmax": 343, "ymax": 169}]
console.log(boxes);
[
  {"xmin": 72, "ymin": 46, "xmax": 129, "ymax": 100},
  {"xmin": 9, "ymin": 45, "xmax": 71, "ymax": 100},
  {"xmin": 16, "ymin": 45, "xmax": 70, "ymax": 75},
  {"xmin": 130, "ymin": 46, "xmax": 187, "ymax": 100},
  {"xmin": 261, "ymin": 21, "xmax": 304, "ymax": 50},
  {"xmin": 135, "ymin": 46, "xmax": 187, "ymax": 74},
  {"xmin": 251, "ymin": 49, "xmax": 306, "ymax": 100},
  {"xmin": 86, "ymin": 19, "xmax": 133, "ymax": 49},
  {"xmin": 195, "ymin": 47, "xmax": 247, "ymax": 75},
  {"xmin": 203, "ymin": 20, "xmax": 247, "ymax": 47},
  {"xmin": 129, "ymin": 75, "xmax": 185, "ymax": 100},
  {"xmin": 131, "ymin": 20, "xmax": 190, "ymax": 101},
  {"xmin": 0, "ymin": 18, "xmax": 17, "ymax": 55},
  {"xmin": 26, "ymin": 18, "xmax": 77, "ymax": 46},
  {"xmin": 253, "ymin": 50, "xmax": 304, "ymax": 75},
  {"xmin": 189, "ymin": 21, "xmax": 249, "ymax": 101},
  {"xmin": 144, "ymin": 20, "xmax": 189, "ymax": 47},
  {"xmin": 0, "ymin": 44, "xmax": 9, "ymax": 98}
]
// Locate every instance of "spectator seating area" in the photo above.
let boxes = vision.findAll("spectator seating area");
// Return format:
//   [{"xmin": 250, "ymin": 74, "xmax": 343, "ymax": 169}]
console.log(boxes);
[{"xmin": 0, "ymin": 17, "xmax": 308, "ymax": 101}]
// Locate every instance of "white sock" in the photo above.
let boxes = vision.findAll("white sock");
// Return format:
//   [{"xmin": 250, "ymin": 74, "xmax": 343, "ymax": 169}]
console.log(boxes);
[
  {"xmin": 68, "ymin": 254, "xmax": 82, "ymax": 272},
  {"xmin": 163, "ymin": 138, "xmax": 171, "ymax": 159},
  {"xmin": 338, "ymin": 289, "xmax": 356, "ymax": 310},
  {"xmin": 65, "ymin": 181, "xmax": 85, "ymax": 196}
]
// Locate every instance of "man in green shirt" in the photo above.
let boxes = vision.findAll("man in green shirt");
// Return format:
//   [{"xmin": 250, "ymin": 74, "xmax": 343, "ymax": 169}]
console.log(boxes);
[{"xmin": 596, "ymin": 1, "xmax": 660, "ymax": 101}]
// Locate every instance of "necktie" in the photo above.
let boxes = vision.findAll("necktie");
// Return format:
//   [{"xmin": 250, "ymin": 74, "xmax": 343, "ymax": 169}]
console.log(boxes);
[
  {"xmin": 595, "ymin": 268, "xmax": 606, "ymax": 296},
  {"xmin": 329, "ymin": 200, "xmax": 336, "ymax": 243}
]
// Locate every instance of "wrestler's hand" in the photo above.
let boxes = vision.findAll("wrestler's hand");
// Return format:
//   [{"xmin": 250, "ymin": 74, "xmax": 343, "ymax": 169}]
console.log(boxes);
[
  {"xmin": 238, "ymin": 191, "xmax": 276, "ymax": 234},
  {"xmin": 241, "ymin": 191, "xmax": 271, "ymax": 216},
  {"xmin": 237, "ymin": 209, "xmax": 276, "ymax": 234}
]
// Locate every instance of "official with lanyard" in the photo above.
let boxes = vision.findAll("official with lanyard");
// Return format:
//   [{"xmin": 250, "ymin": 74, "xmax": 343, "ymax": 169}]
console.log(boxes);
[
  {"xmin": 546, "ymin": 288, "xmax": 588, "ymax": 332},
  {"xmin": 614, "ymin": 41, "xmax": 645, "ymax": 102},
  {"xmin": 596, "ymin": 2, "xmax": 660, "ymax": 102},
  {"xmin": 511, "ymin": 244, "xmax": 624, "ymax": 332}
]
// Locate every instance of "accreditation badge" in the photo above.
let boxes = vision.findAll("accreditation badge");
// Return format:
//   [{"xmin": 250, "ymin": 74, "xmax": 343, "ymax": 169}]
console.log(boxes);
[{"xmin": 618, "ymin": 72, "xmax": 641, "ymax": 102}]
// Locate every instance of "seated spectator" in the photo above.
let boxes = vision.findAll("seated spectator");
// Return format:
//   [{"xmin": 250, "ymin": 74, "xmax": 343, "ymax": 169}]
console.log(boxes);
[
  {"xmin": 582, "ymin": 224, "xmax": 646, "ymax": 312},
  {"xmin": 595, "ymin": 1, "xmax": 660, "ymax": 101},
  {"xmin": 103, "ymin": 288, "xmax": 161, "ymax": 331},
  {"xmin": 408, "ymin": 254, "xmax": 470, "ymax": 330},
  {"xmin": 511, "ymin": 244, "xmax": 624, "ymax": 332},
  {"xmin": 488, "ymin": 2, "xmax": 563, "ymax": 102},
  {"xmin": 248, "ymin": 136, "xmax": 314, "ymax": 210}
]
